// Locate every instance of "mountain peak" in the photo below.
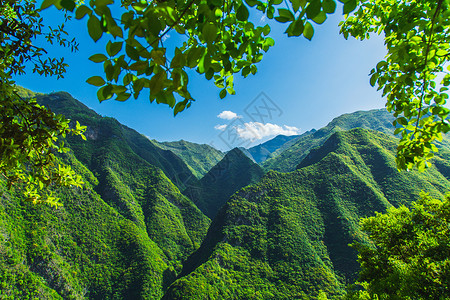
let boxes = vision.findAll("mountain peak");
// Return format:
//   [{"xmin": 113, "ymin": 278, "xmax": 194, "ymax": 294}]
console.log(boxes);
[{"xmin": 183, "ymin": 147, "xmax": 265, "ymax": 218}]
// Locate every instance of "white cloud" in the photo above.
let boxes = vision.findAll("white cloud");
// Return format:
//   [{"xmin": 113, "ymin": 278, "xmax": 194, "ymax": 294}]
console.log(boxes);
[
  {"xmin": 217, "ymin": 110, "xmax": 239, "ymax": 120},
  {"xmin": 235, "ymin": 122, "xmax": 300, "ymax": 141},
  {"xmin": 214, "ymin": 124, "xmax": 228, "ymax": 131}
]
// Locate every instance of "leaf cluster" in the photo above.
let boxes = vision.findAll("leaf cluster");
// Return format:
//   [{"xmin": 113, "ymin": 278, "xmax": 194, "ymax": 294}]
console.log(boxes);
[
  {"xmin": 340, "ymin": 0, "xmax": 450, "ymax": 170},
  {"xmin": 0, "ymin": 81, "xmax": 86, "ymax": 206}
]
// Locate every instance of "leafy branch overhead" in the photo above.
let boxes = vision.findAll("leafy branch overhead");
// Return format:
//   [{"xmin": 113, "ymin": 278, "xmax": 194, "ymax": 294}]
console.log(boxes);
[
  {"xmin": 341, "ymin": 0, "xmax": 450, "ymax": 170},
  {"xmin": 0, "ymin": 0, "xmax": 85, "ymax": 206},
  {"xmin": 44, "ymin": 0, "xmax": 337, "ymax": 115}
]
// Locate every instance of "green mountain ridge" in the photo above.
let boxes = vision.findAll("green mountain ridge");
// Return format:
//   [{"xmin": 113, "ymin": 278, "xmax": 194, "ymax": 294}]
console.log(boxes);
[
  {"xmin": 154, "ymin": 140, "xmax": 224, "ymax": 179},
  {"xmin": 0, "ymin": 154, "xmax": 171, "ymax": 299},
  {"xmin": 165, "ymin": 128, "xmax": 450, "ymax": 300},
  {"xmin": 183, "ymin": 148, "xmax": 265, "ymax": 219},
  {"xmin": 262, "ymin": 109, "xmax": 395, "ymax": 172},
  {"xmin": 38, "ymin": 92, "xmax": 197, "ymax": 192}
]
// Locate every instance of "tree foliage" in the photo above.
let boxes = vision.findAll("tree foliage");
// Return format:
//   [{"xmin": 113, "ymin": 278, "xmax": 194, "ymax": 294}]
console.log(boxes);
[
  {"xmin": 0, "ymin": 0, "xmax": 85, "ymax": 205},
  {"xmin": 44, "ymin": 0, "xmax": 337, "ymax": 114},
  {"xmin": 347, "ymin": 193, "xmax": 450, "ymax": 300},
  {"xmin": 340, "ymin": 0, "xmax": 450, "ymax": 170}
]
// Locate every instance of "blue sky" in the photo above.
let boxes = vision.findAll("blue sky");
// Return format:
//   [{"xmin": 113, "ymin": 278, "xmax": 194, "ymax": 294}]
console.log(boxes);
[{"xmin": 15, "ymin": 4, "xmax": 387, "ymax": 151}]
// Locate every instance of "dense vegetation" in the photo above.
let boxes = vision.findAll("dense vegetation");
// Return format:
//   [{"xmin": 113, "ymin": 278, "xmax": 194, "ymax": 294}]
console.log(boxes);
[
  {"xmin": 347, "ymin": 193, "xmax": 450, "ymax": 300},
  {"xmin": 0, "ymin": 155, "xmax": 170, "ymax": 299},
  {"xmin": 2, "ymin": 0, "xmax": 450, "ymax": 297},
  {"xmin": 165, "ymin": 128, "xmax": 450, "ymax": 299},
  {"xmin": 0, "ymin": 92, "xmax": 211, "ymax": 298},
  {"xmin": 1, "ymin": 90, "xmax": 449, "ymax": 299}
]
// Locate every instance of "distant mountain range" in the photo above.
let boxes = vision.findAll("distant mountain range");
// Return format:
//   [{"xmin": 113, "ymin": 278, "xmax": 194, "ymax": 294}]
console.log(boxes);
[
  {"xmin": 262, "ymin": 109, "xmax": 396, "ymax": 172},
  {"xmin": 2, "ymin": 89, "xmax": 449, "ymax": 299}
]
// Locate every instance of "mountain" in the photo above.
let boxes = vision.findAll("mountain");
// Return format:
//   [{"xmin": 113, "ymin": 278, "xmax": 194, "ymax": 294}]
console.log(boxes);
[
  {"xmin": 246, "ymin": 134, "xmax": 301, "ymax": 163},
  {"xmin": 154, "ymin": 140, "xmax": 224, "ymax": 179},
  {"xmin": 183, "ymin": 148, "xmax": 265, "ymax": 219},
  {"xmin": 0, "ymin": 91, "xmax": 211, "ymax": 298},
  {"xmin": 262, "ymin": 109, "xmax": 395, "ymax": 172},
  {"xmin": 38, "ymin": 92, "xmax": 197, "ymax": 191},
  {"xmin": 39, "ymin": 92, "xmax": 210, "ymax": 259},
  {"xmin": 164, "ymin": 128, "xmax": 450, "ymax": 299}
]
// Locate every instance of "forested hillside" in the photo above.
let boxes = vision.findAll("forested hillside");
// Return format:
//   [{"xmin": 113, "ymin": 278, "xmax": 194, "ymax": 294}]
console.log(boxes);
[
  {"xmin": 0, "ymin": 92, "xmax": 211, "ymax": 298},
  {"xmin": 37, "ymin": 92, "xmax": 197, "ymax": 191},
  {"xmin": 165, "ymin": 128, "xmax": 450, "ymax": 299}
]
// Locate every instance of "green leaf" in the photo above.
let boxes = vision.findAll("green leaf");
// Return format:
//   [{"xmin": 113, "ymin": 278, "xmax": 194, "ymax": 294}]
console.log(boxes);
[
  {"xmin": 186, "ymin": 47, "xmax": 205, "ymax": 68},
  {"xmin": 126, "ymin": 44, "xmax": 140, "ymax": 61},
  {"xmin": 87, "ymin": 76, "xmax": 106, "ymax": 87},
  {"xmin": 370, "ymin": 73, "xmax": 378, "ymax": 87},
  {"xmin": 219, "ymin": 89, "xmax": 227, "ymax": 99},
  {"xmin": 151, "ymin": 49, "xmax": 166, "ymax": 65},
  {"xmin": 397, "ymin": 117, "xmax": 408, "ymax": 126},
  {"xmin": 116, "ymin": 93, "xmax": 131, "ymax": 101},
  {"xmin": 245, "ymin": 0, "xmax": 258, "ymax": 7},
  {"xmin": 109, "ymin": 26, "xmax": 123, "ymax": 38},
  {"xmin": 343, "ymin": 0, "xmax": 357, "ymax": 14},
  {"xmin": 322, "ymin": 0, "xmax": 336, "ymax": 13},
  {"xmin": 290, "ymin": 0, "xmax": 301, "ymax": 12},
  {"xmin": 303, "ymin": 22, "xmax": 314, "ymax": 40},
  {"xmin": 89, "ymin": 54, "xmax": 108, "ymax": 63},
  {"xmin": 111, "ymin": 85, "xmax": 127, "ymax": 94},
  {"xmin": 60, "ymin": 0, "xmax": 76, "ymax": 11},
  {"xmin": 107, "ymin": 42, "xmax": 123, "ymax": 57},
  {"xmin": 312, "ymin": 11, "xmax": 327, "ymax": 24},
  {"xmin": 275, "ymin": 9, "xmax": 295, "ymax": 23},
  {"xmin": 174, "ymin": 100, "xmax": 188, "ymax": 115},
  {"xmin": 306, "ymin": 0, "xmax": 321, "ymax": 20},
  {"xmin": 149, "ymin": 71, "xmax": 166, "ymax": 99},
  {"xmin": 237, "ymin": 4, "xmax": 250, "ymax": 21},
  {"xmin": 129, "ymin": 61, "xmax": 148, "ymax": 71},
  {"xmin": 41, "ymin": 0, "xmax": 58, "ymax": 9},
  {"xmin": 87, "ymin": 15, "xmax": 103, "ymax": 42},
  {"xmin": 202, "ymin": 23, "xmax": 218, "ymax": 43},
  {"xmin": 98, "ymin": 84, "xmax": 113, "ymax": 102},
  {"xmin": 286, "ymin": 19, "xmax": 304, "ymax": 37},
  {"xmin": 75, "ymin": 5, "xmax": 91, "ymax": 19}
]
